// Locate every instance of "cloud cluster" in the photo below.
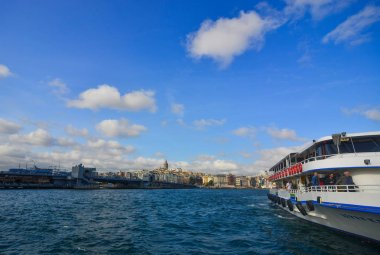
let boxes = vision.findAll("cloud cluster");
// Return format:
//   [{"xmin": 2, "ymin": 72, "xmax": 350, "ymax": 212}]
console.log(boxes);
[
  {"xmin": 10, "ymin": 128, "xmax": 55, "ymax": 146},
  {"xmin": 171, "ymin": 103, "xmax": 185, "ymax": 116},
  {"xmin": 265, "ymin": 127, "xmax": 305, "ymax": 141},
  {"xmin": 96, "ymin": 119, "xmax": 147, "ymax": 138},
  {"xmin": 65, "ymin": 125, "xmax": 89, "ymax": 137},
  {"xmin": 342, "ymin": 107, "xmax": 380, "ymax": 122},
  {"xmin": 0, "ymin": 118, "xmax": 246, "ymax": 173},
  {"xmin": 0, "ymin": 120, "xmax": 138, "ymax": 171},
  {"xmin": 232, "ymin": 127, "xmax": 257, "ymax": 138},
  {"xmin": 0, "ymin": 64, "xmax": 12, "ymax": 78},
  {"xmin": 0, "ymin": 117, "xmax": 315, "ymax": 175},
  {"xmin": 187, "ymin": 10, "xmax": 281, "ymax": 67},
  {"xmin": 48, "ymin": 78, "xmax": 69, "ymax": 95},
  {"xmin": 284, "ymin": 0, "xmax": 352, "ymax": 20},
  {"xmin": 67, "ymin": 84, "xmax": 157, "ymax": 112},
  {"xmin": 192, "ymin": 155, "xmax": 239, "ymax": 174},
  {"xmin": 233, "ymin": 125, "xmax": 305, "ymax": 142},
  {"xmin": 323, "ymin": 5, "xmax": 380, "ymax": 46},
  {"xmin": 364, "ymin": 109, "xmax": 380, "ymax": 121},
  {"xmin": 0, "ymin": 118, "xmax": 21, "ymax": 134},
  {"xmin": 246, "ymin": 143, "xmax": 310, "ymax": 173},
  {"xmin": 193, "ymin": 118, "xmax": 226, "ymax": 129},
  {"xmin": 186, "ymin": 1, "xmax": 377, "ymax": 67}
]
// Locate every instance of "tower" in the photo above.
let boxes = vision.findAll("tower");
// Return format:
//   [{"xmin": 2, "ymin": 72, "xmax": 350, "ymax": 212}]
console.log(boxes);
[{"xmin": 164, "ymin": 160, "xmax": 168, "ymax": 170}]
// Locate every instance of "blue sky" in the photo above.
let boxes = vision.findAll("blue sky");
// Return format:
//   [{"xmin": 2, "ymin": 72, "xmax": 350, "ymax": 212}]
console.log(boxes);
[{"xmin": 0, "ymin": 0, "xmax": 379, "ymax": 174}]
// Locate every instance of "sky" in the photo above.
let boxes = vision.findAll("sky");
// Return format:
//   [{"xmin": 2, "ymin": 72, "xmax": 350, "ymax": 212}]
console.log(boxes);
[{"xmin": 0, "ymin": 0, "xmax": 379, "ymax": 174}]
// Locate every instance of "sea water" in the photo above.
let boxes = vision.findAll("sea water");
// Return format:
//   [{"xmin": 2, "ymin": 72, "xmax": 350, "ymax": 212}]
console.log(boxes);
[{"xmin": 0, "ymin": 189, "xmax": 378, "ymax": 254}]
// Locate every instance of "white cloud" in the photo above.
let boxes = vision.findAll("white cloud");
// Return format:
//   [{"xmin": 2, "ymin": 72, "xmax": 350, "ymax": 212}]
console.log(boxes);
[
  {"xmin": 10, "ymin": 129, "xmax": 55, "ymax": 146},
  {"xmin": 0, "ymin": 118, "xmax": 21, "ymax": 134},
  {"xmin": 171, "ymin": 103, "xmax": 184, "ymax": 116},
  {"xmin": 0, "ymin": 144, "xmax": 26, "ymax": 158},
  {"xmin": 232, "ymin": 127, "xmax": 257, "ymax": 138},
  {"xmin": 8, "ymin": 128, "xmax": 79, "ymax": 148},
  {"xmin": 284, "ymin": 0, "xmax": 353, "ymax": 20},
  {"xmin": 87, "ymin": 138, "xmax": 135, "ymax": 153},
  {"xmin": 48, "ymin": 78, "xmax": 69, "ymax": 95},
  {"xmin": 323, "ymin": 5, "xmax": 380, "ymax": 45},
  {"xmin": 265, "ymin": 127, "xmax": 305, "ymax": 141},
  {"xmin": 67, "ymin": 84, "xmax": 157, "ymax": 112},
  {"xmin": 363, "ymin": 109, "xmax": 380, "ymax": 121},
  {"xmin": 161, "ymin": 120, "xmax": 168, "ymax": 127},
  {"xmin": 154, "ymin": 152, "xmax": 166, "ymax": 158},
  {"xmin": 193, "ymin": 158, "xmax": 239, "ymax": 174},
  {"xmin": 0, "ymin": 64, "xmax": 12, "ymax": 78},
  {"xmin": 187, "ymin": 10, "xmax": 281, "ymax": 67},
  {"xmin": 247, "ymin": 143, "xmax": 310, "ymax": 172},
  {"xmin": 176, "ymin": 118, "xmax": 186, "ymax": 126},
  {"xmin": 0, "ymin": 124, "xmax": 138, "ymax": 170},
  {"xmin": 343, "ymin": 107, "xmax": 380, "ymax": 122},
  {"xmin": 196, "ymin": 154, "xmax": 216, "ymax": 161},
  {"xmin": 65, "ymin": 125, "xmax": 89, "ymax": 137},
  {"xmin": 32, "ymin": 139, "xmax": 136, "ymax": 171},
  {"xmin": 240, "ymin": 151, "xmax": 253, "ymax": 158},
  {"xmin": 96, "ymin": 119, "xmax": 147, "ymax": 138},
  {"xmin": 193, "ymin": 118, "xmax": 226, "ymax": 129},
  {"xmin": 56, "ymin": 137, "xmax": 78, "ymax": 147}
]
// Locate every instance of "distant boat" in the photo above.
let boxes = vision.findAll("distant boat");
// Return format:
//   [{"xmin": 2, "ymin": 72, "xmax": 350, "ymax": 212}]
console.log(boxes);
[{"xmin": 267, "ymin": 131, "xmax": 380, "ymax": 242}]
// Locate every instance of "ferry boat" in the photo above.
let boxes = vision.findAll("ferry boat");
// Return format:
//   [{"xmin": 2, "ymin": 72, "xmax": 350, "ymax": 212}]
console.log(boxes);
[{"xmin": 267, "ymin": 131, "xmax": 380, "ymax": 242}]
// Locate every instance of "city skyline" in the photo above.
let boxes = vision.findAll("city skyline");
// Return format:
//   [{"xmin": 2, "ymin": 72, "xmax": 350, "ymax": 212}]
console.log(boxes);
[{"xmin": 0, "ymin": 0, "xmax": 379, "ymax": 174}]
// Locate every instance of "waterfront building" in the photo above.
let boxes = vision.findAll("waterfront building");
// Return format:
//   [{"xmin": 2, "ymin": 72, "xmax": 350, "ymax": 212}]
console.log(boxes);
[
  {"xmin": 227, "ymin": 174, "xmax": 236, "ymax": 186},
  {"xmin": 235, "ymin": 176, "xmax": 242, "ymax": 187},
  {"xmin": 71, "ymin": 164, "xmax": 97, "ymax": 180},
  {"xmin": 214, "ymin": 174, "xmax": 228, "ymax": 187}
]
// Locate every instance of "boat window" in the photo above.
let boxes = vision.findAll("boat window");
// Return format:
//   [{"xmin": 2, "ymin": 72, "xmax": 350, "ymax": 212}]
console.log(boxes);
[
  {"xmin": 352, "ymin": 137, "xmax": 380, "ymax": 152},
  {"xmin": 316, "ymin": 145, "xmax": 323, "ymax": 157},
  {"xmin": 339, "ymin": 141, "xmax": 355, "ymax": 153},
  {"xmin": 324, "ymin": 142, "xmax": 338, "ymax": 155}
]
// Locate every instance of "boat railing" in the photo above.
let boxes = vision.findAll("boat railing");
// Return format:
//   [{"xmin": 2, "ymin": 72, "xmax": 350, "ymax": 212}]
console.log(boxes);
[
  {"xmin": 300, "ymin": 152, "xmax": 379, "ymax": 165},
  {"xmin": 272, "ymin": 152, "xmax": 378, "ymax": 174},
  {"xmin": 300, "ymin": 154, "xmax": 338, "ymax": 164},
  {"xmin": 288, "ymin": 185, "xmax": 380, "ymax": 194}
]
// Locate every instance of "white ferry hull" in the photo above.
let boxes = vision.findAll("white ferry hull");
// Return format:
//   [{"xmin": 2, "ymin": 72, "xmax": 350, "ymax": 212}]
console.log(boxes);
[
  {"xmin": 266, "ymin": 132, "xmax": 380, "ymax": 242},
  {"xmin": 270, "ymin": 197, "xmax": 380, "ymax": 242}
]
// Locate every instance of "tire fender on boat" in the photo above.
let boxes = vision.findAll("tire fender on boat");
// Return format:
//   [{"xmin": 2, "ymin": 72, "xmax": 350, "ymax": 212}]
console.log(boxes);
[
  {"xmin": 287, "ymin": 199, "xmax": 294, "ymax": 211},
  {"xmin": 296, "ymin": 202, "xmax": 308, "ymax": 216},
  {"xmin": 281, "ymin": 198, "xmax": 286, "ymax": 207},
  {"xmin": 306, "ymin": 200, "xmax": 315, "ymax": 211}
]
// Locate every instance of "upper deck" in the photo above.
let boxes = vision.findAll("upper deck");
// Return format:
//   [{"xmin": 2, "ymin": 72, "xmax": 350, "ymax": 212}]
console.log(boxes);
[{"xmin": 268, "ymin": 131, "xmax": 380, "ymax": 182}]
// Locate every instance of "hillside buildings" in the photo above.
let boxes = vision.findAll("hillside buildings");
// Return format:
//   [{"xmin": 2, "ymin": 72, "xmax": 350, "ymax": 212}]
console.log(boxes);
[{"xmin": 97, "ymin": 160, "xmax": 269, "ymax": 189}]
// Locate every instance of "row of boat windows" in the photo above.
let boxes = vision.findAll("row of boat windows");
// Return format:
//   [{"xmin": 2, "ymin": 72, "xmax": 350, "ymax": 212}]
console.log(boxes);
[
  {"xmin": 270, "ymin": 136, "xmax": 380, "ymax": 173},
  {"xmin": 316, "ymin": 137, "xmax": 380, "ymax": 155}
]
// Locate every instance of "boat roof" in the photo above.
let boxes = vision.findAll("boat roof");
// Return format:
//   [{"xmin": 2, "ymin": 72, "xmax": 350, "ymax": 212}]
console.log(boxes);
[
  {"xmin": 314, "ymin": 131, "xmax": 380, "ymax": 143},
  {"xmin": 268, "ymin": 131, "xmax": 380, "ymax": 172}
]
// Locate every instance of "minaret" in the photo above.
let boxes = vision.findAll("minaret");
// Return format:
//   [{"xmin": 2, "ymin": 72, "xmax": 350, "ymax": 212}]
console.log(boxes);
[{"xmin": 164, "ymin": 160, "xmax": 169, "ymax": 170}]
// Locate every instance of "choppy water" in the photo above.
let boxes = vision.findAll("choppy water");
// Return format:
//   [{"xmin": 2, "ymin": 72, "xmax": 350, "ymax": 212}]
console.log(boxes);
[{"xmin": 0, "ymin": 189, "xmax": 378, "ymax": 255}]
